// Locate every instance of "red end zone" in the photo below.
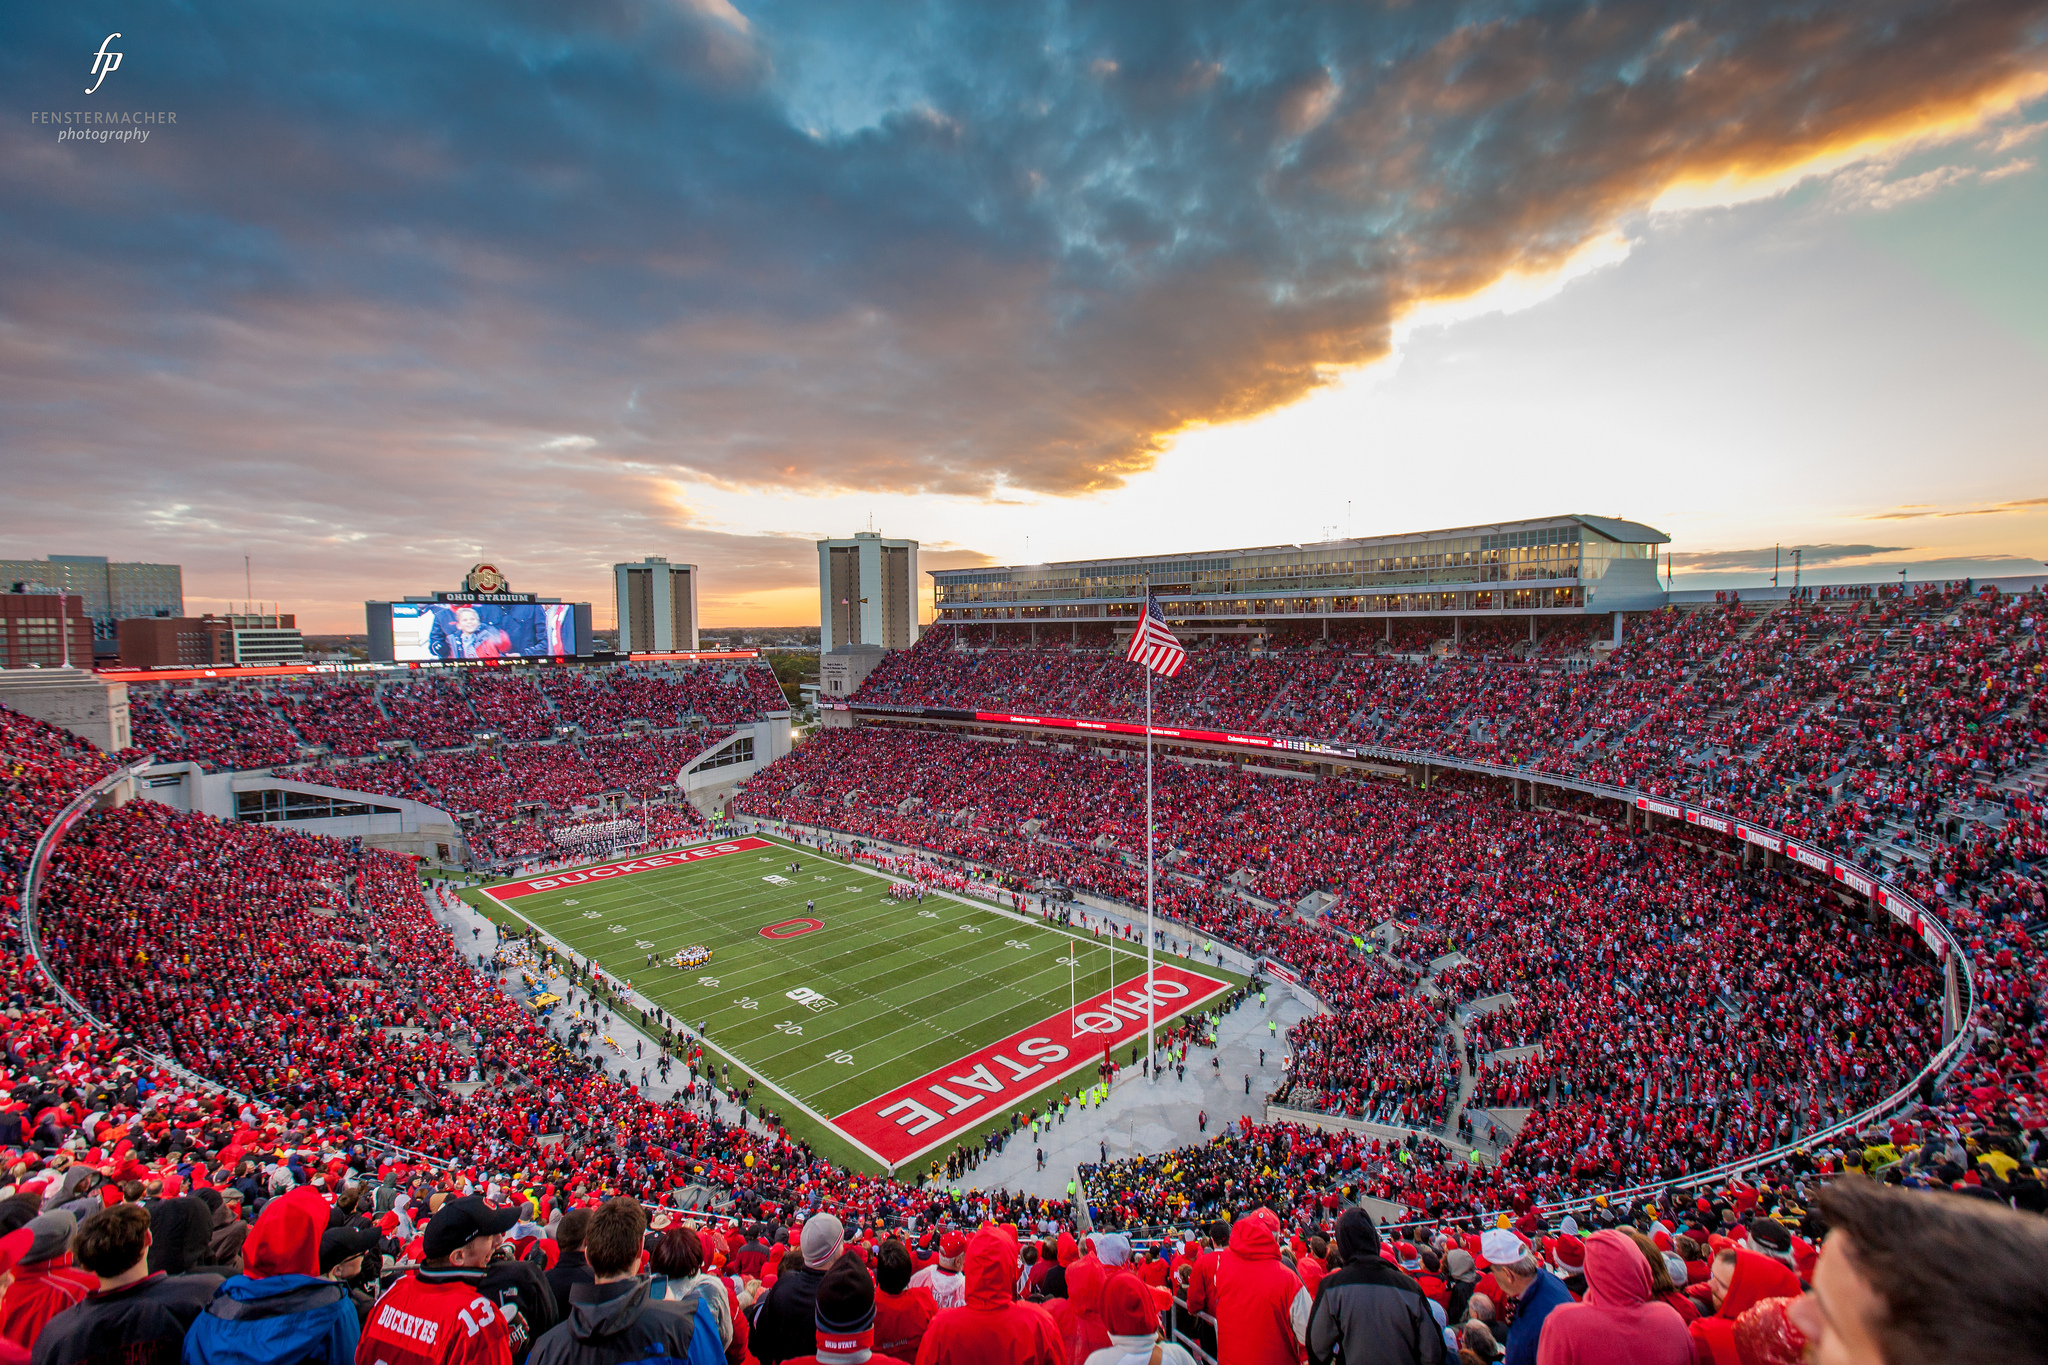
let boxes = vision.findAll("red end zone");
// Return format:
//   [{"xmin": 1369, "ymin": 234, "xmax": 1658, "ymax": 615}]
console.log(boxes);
[
  {"xmin": 832, "ymin": 962, "xmax": 1230, "ymax": 1166},
  {"xmin": 489, "ymin": 838, "xmax": 773, "ymax": 899}
]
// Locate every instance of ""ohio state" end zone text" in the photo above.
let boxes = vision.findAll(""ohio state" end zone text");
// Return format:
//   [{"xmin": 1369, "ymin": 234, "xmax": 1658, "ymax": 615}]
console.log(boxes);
[
  {"xmin": 490, "ymin": 838, "xmax": 773, "ymax": 899},
  {"xmin": 832, "ymin": 962, "xmax": 1230, "ymax": 1165}
]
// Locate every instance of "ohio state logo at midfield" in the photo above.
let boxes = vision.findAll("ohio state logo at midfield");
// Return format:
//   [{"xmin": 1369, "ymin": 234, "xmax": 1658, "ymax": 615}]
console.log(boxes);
[{"xmin": 761, "ymin": 917, "xmax": 824, "ymax": 939}]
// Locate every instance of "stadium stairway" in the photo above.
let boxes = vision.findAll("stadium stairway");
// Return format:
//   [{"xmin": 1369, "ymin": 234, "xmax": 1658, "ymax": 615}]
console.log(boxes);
[
  {"xmin": 428, "ymin": 884, "xmax": 726, "ymax": 1117},
  {"xmin": 969, "ymin": 983, "xmax": 1313, "ymax": 1200}
]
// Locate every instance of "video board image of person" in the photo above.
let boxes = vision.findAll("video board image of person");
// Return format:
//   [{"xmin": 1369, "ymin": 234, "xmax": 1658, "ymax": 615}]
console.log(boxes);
[
  {"xmin": 390, "ymin": 602, "xmax": 576, "ymax": 661},
  {"xmin": 429, "ymin": 604, "xmax": 515, "ymax": 659}
]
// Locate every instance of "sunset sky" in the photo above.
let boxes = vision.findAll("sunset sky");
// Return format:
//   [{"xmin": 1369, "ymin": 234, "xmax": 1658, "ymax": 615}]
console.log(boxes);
[{"xmin": 5, "ymin": 1, "xmax": 2045, "ymax": 630}]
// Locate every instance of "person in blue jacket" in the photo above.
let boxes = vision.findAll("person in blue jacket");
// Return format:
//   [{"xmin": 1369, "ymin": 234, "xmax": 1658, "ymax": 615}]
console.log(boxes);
[
  {"xmin": 182, "ymin": 1185, "xmax": 359, "ymax": 1365},
  {"xmin": 1479, "ymin": 1229, "xmax": 1573, "ymax": 1365}
]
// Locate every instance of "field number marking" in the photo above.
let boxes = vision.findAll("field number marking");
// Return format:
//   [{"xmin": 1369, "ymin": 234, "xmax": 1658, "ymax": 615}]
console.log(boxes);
[
  {"xmin": 698, "ymin": 976, "xmax": 720, "ymax": 987},
  {"xmin": 1005, "ymin": 939, "xmax": 1032, "ymax": 950},
  {"xmin": 959, "ymin": 924, "xmax": 982, "ymax": 934},
  {"xmin": 608, "ymin": 925, "xmax": 627, "ymax": 933},
  {"xmin": 826, "ymin": 1049, "xmax": 854, "ymax": 1065},
  {"xmin": 773, "ymin": 1020, "xmax": 804, "ymax": 1036},
  {"xmin": 917, "ymin": 910, "xmax": 940, "ymax": 919},
  {"xmin": 582, "ymin": 910, "xmax": 602, "ymax": 919},
  {"xmin": 635, "ymin": 940, "xmax": 655, "ymax": 949},
  {"xmin": 734, "ymin": 996, "xmax": 759, "ymax": 1010}
]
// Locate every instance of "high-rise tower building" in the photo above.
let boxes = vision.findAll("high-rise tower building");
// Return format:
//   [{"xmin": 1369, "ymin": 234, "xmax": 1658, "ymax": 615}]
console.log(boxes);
[
  {"xmin": 613, "ymin": 557, "xmax": 699, "ymax": 653},
  {"xmin": 817, "ymin": 532, "xmax": 917, "ymax": 653}
]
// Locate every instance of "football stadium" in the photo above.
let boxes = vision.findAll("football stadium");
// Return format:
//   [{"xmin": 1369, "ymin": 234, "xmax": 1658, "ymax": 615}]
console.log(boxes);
[
  {"xmin": 7, "ymin": 525, "xmax": 2047, "ymax": 1362},
  {"xmin": 11, "ymin": 4, "xmax": 2048, "ymax": 1361}
]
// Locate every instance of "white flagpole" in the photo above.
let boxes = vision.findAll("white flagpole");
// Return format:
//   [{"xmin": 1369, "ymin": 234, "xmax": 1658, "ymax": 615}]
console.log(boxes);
[{"xmin": 1145, "ymin": 582, "xmax": 1156, "ymax": 1085}]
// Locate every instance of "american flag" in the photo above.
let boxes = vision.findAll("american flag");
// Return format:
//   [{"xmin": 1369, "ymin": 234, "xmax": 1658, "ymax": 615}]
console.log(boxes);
[{"xmin": 1126, "ymin": 592, "xmax": 1187, "ymax": 678}]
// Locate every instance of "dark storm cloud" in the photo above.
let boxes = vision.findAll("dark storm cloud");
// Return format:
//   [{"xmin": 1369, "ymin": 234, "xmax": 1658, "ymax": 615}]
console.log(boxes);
[{"xmin": 2, "ymin": 0, "xmax": 2044, "ymax": 621}]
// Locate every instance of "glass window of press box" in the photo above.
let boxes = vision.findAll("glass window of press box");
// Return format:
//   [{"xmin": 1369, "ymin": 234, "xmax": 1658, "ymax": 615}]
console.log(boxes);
[{"xmin": 934, "ymin": 527, "xmax": 1655, "ymax": 605}]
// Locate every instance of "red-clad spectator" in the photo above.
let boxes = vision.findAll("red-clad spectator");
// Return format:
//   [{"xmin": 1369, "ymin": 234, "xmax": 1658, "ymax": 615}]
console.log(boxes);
[
  {"xmin": 0, "ymin": 1214, "xmax": 96, "ymax": 1351},
  {"xmin": 873, "ymin": 1241, "xmax": 936, "ymax": 1365},
  {"xmin": 1212, "ymin": 1212, "xmax": 1307, "ymax": 1365},
  {"xmin": 1532, "ymin": 1230, "xmax": 1688, "ymax": 1365},
  {"xmin": 913, "ymin": 1228, "xmax": 1063, "ymax": 1365}
]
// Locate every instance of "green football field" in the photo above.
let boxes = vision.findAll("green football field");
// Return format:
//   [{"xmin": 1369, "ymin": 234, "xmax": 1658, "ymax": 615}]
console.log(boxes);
[{"xmin": 469, "ymin": 834, "xmax": 1244, "ymax": 1175}]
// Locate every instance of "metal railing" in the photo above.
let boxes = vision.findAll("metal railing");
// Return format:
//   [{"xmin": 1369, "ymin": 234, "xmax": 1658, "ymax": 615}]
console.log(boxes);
[
  {"xmin": 822, "ymin": 714, "xmax": 1981, "ymax": 1214},
  {"xmin": 17, "ymin": 727, "xmax": 1985, "ymax": 1213},
  {"xmin": 18, "ymin": 760, "xmax": 453, "ymax": 1169}
]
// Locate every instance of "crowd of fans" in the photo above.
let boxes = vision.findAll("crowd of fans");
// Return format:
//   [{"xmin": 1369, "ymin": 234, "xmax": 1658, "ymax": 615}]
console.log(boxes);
[
  {"xmin": 125, "ymin": 661, "xmax": 786, "ymax": 869},
  {"xmin": 128, "ymin": 661, "xmax": 784, "ymax": 772},
  {"xmin": 733, "ymin": 729, "xmax": 1949, "ymax": 1205},
  {"xmin": 852, "ymin": 586, "xmax": 2043, "ymax": 891},
  {"xmin": 0, "ymin": 704, "xmax": 1038, "ymax": 1238}
]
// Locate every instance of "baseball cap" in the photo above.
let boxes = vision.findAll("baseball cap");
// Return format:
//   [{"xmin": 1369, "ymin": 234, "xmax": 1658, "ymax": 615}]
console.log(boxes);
[
  {"xmin": 423, "ymin": 1197, "xmax": 519, "ymax": 1260},
  {"xmin": 1747, "ymin": 1220, "xmax": 1792, "ymax": 1254},
  {"xmin": 1478, "ymin": 1229, "xmax": 1527, "ymax": 1267},
  {"xmin": 320, "ymin": 1225, "xmax": 380, "ymax": 1273}
]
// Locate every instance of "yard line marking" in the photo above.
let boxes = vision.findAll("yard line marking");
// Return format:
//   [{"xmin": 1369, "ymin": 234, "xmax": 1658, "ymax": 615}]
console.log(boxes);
[
  {"xmin": 481, "ymin": 830, "xmax": 1230, "ymax": 1168},
  {"xmin": 480, "ymin": 880, "xmax": 898, "ymax": 1171}
]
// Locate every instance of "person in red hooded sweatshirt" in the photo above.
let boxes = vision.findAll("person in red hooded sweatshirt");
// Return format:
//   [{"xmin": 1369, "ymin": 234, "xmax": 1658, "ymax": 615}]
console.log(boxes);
[
  {"xmin": 1685, "ymin": 1249, "xmax": 1802, "ymax": 1365},
  {"xmin": 0, "ymin": 1229, "xmax": 33, "ymax": 1365},
  {"xmin": 1044, "ymin": 1258, "xmax": 1109, "ymax": 1365},
  {"xmin": 1212, "ymin": 1211, "xmax": 1307, "ymax": 1365},
  {"xmin": 1180, "ymin": 1224, "xmax": 1227, "ymax": 1329},
  {"xmin": 1531, "ymin": 1230, "xmax": 1688, "ymax": 1365},
  {"xmin": 913, "ymin": 1227, "xmax": 1062, "ymax": 1365},
  {"xmin": 0, "ymin": 1213, "xmax": 96, "ymax": 1351},
  {"xmin": 873, "ymin": 1241, "xmax": 935, "ymax": 1365}
]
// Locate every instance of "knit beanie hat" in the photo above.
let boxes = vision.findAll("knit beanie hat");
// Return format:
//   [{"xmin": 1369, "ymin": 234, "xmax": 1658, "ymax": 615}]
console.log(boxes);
[
  {"xmin": 802, "ymin": 1212, "xmax": 846, "ymax": 1270},
  {"xmin": 814, "ymin": 1255, "xmax": 878, "ymax": 1354},
  {"xmin": 22, "ymin": 1211, "xmax": 75, "ymax": 1266}
]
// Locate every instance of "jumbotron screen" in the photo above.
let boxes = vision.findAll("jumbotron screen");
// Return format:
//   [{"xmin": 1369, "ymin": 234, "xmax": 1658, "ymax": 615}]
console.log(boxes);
[{"xmin": 388, "ymin": 601, "xmax": 576, "ymax": 661}]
